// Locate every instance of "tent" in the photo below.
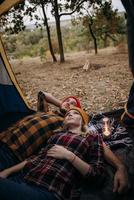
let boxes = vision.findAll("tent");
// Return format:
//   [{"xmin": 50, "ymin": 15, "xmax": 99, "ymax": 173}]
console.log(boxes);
[
  {"xmin": 0, "ymin": 38, "xmax": 34, "ymax": 132},
  {"xmin": 0, "ymin": 0, "xmax": 23, "ymax": 15},
  {"xmin": 0, "ymin": 1, "xmax": 134, "ymax": 199},
  {"xmin": 0, "ymin": 0, "xmax": 34, "ymax": 132}
]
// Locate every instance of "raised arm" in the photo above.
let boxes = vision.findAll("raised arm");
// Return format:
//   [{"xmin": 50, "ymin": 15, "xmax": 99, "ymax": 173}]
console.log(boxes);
[
  {"xmin": 37, "ymin": 91, "xmax": 62, "ymax": 112},
  {"xmin": 42, "ymin": 92, "xmax": 62, "ymax": 108},
  {"xmin": 0, "ymin": 160, "xmax": 27, "ymax": 179}
]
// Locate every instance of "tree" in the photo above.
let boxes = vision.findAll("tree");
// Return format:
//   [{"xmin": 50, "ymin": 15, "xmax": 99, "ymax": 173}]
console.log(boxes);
[
  {"xmin": 36, "ymin": 0, "xmax": 102, "ymax": 61},
  {"xmin": 83, "ymin": 15, "xmax": 98, "ymax": 54},
  {"xmin": 80, "ymin": 0, "xmax": 126, "ymax": 53},
  {"xmin": 50, "ymin": 0, "xmax": 87, "ymax": 62},
  {"xmin": 93, "ymin": 0, "xmax": 126, "ymax": 48},
  {"xmin": 25, "ymin": 0, "xmax": 57, "ymax": 62},
  {"xmin": 51, "ymin": 0, "xmax": 65, "ymax": 62},
  {"xmin": 3, "ymin": 1, "xmax": 120, "ymax": 61},
  {"xmin": 1, "ymin": 0, "xmax": 88, "ymax": 63},
  {"xmin": 1, "ymin": 0, "xmax": 57, "ymax": 62},
  {"xmin": 72, "ymin": 0, "xmax": 102, "ymax": 54},
  {"xmin": 0, "ymin": 2, "xmax": 26, "ymax": 34}
]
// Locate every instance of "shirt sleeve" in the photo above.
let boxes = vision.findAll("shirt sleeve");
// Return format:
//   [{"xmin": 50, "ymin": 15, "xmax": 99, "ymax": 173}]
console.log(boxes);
[{"xmin": 85, "ymin": 133, "xmax": 105, "ymax": 178}]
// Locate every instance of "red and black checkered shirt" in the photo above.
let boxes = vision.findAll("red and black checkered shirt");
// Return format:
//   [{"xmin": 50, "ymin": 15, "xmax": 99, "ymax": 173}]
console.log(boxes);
[{"xmin": 24, "ymin": 132, "xmax": 105, "ymax": 200}]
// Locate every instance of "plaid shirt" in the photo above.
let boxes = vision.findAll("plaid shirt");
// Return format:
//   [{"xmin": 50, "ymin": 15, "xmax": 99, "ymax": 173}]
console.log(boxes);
[
  {"xmin": 0, "ymin": 112, "xmax": 63, "ymax": 161},
  {"xmin": 24, "ymin": 132, "xmax": 105, "ymax": 200}
]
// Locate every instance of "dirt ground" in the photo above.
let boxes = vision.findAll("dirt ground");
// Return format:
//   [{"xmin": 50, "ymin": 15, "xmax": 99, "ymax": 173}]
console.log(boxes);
[{"xmin": 11, "ymin": 47, "xmax": 133, "ymax": 114}]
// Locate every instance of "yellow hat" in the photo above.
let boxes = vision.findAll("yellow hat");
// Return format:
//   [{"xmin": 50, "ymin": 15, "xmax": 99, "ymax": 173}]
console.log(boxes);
[{"xmin": 67, "ymin": 107, "xmax": 89, "ymax": 125}]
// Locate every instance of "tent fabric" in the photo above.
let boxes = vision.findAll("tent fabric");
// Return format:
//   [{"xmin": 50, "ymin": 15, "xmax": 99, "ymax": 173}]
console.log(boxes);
[
  {"xmin": 0, "ymin": 54, "xmax": 28, "ymax": 115},
  {"xmin": 0, "ymin": 0, "xmax": 23, "ymax": 16},
  {"xmin": 0, "ymin": 38, "xmax": 33, "ymax": 132},
  {"xmin": 0, "ymin": 38, "xmax": 30, "ymax": 108},
  {"xmin": 0, "ymin": 0, "xmax": 33, "ymax": 132}
]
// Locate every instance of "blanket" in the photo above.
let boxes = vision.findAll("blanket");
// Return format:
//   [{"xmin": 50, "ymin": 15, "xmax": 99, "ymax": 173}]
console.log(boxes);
[{"xmin": 88, "ymin": 114, "xmax": 133, "ymax": 150}]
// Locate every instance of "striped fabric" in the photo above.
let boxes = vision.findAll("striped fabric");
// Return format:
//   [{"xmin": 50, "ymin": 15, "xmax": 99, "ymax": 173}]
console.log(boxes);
[{"xmin": 0, "ymin": 112, "xmax": 63, "ymax": 161}]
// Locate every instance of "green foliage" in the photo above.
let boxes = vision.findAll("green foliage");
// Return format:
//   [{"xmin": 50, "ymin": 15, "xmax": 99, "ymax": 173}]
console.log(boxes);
[
  {"xmin": 3, "ymin": 35, "xmax": 17, "ymax": 53},
  {"xmin": 95, "ymin": 6, "xmax": 125, "ymax": 47},
  {"xmin": 80, "ymin": 0, "xmax": 126, "ymax": 49},
  {"xmin": 2, "ymin": 28, "xmax": 47, "ymax": 58},
  {"xmin": 63, "ymin": 25, "xmax": 89, "ymax": 52},
  {"xmin": 1, "ymin": 0, "xmax": 126, "ymax": 59},
  {"xmin": 2, "ymin": 11, "xmax": 126, "ymax": 59},
  {"xmin": 39, "ymin": 46, "xmax": 46, "ymax": 61},
  {"xmin": 1, "ymin": 2, "xmax": 26, "ymax": 34}
]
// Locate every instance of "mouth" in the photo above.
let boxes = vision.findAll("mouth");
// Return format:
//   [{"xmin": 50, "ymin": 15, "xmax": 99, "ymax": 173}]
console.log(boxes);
[{"xmin": 67, "ymin": 117, "xmax": 74, "ymax": 120}]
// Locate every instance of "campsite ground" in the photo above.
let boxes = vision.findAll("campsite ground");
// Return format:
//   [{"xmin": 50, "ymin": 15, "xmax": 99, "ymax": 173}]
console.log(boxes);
[{"xmin": 11, "ymin": 46, "xmax": 133, "ymax": 114}]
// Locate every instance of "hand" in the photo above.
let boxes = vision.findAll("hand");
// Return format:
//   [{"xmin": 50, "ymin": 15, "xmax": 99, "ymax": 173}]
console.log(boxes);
[
  {"xmin": 84, "ymin": 125, "xmax": 97, "ymax": 135},
  {"xmin": 0, "ymin": 169, "xmax": 9, "ymax": 179},
  {"xmin": 60, "ymin": 104, "xmax": 69, "ymax": 111},
  {"xmin": 47, "ymin": 145, "xmax": 73, "ymax": 160},
  {"xmin": 113, "ymin": 166, "xmax": 129, "ymax": 193},
  {"xmin": 60, "ymin": 103, "xmax": 73, "ymax": 111}
]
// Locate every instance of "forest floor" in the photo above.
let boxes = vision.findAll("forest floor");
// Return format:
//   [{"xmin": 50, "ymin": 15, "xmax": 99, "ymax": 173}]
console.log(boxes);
[{"xmin": 11, "ymin": 46, "xmax": 133, "ymax": 114}]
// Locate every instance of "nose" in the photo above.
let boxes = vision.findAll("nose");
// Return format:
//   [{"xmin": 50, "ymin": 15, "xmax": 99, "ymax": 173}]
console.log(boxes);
[{"xmin": 67, "ymin": 112, "xmax": 72, "ymax": 117}]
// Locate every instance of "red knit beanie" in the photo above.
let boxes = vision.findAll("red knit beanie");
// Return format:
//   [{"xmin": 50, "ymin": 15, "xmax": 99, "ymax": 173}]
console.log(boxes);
[{"xmin": 62, "ymin": 96, "xmax": 81, "ymax": 108}]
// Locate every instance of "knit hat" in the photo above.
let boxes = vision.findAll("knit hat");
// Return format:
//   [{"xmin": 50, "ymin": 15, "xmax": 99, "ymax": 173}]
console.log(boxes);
[
  {"xmin": 62, "ymin": 96, "xmax": 81, "ymax": 108},
  {"xmin": 67, "ymin": 107, "xmax": 89, "ymax": 125}
]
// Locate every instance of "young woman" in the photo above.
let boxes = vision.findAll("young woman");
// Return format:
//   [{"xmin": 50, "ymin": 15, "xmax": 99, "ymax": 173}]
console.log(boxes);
[{"xmin": 0, "ymin": 107, "xmax": 105, "ymax": 200}]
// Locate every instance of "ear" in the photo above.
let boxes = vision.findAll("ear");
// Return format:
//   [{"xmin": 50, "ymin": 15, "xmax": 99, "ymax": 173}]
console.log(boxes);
[
  {"xmin": 81, "ymin": 121, "xmax": 87, "ymax": 132},
  {"xmin": 81, "ymin": 124, "xmax": 87, "ymax": 132}
]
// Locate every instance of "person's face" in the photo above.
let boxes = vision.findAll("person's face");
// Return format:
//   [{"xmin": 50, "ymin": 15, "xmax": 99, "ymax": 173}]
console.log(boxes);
[
  {"xmin": 64, "ymin": 109, "xmax": 83, "ymax": 128},
  {"xmin": 61, "ymin": 98, "xmax": 77, "ymax": 111}
]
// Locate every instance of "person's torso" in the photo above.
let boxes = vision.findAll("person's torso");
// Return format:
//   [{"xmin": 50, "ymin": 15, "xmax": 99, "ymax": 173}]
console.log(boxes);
[{"xmin": 24, "ymin": 132, "xmax": 96, "ymax": 200}]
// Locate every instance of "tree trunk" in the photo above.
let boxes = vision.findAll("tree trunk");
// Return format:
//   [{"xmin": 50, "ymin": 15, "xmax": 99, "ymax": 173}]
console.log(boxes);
[
  {"xmin": 41, "ymin": 3, "xmax": 57, "ymax": 62},
  {"xmin": 54, "ymin": 0, "xmax": 65, "ymax": 62},
  {"xmin": 88, "ymin": 23, "xmax": 98, "ymax": 54}
]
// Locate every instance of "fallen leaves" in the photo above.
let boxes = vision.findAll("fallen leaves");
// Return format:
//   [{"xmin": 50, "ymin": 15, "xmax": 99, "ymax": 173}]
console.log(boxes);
[{"xmin": 11, "ymin": 47, "xmax": 133, "ymax": 113}]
